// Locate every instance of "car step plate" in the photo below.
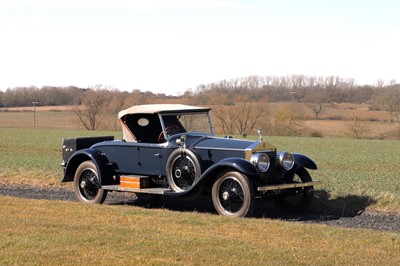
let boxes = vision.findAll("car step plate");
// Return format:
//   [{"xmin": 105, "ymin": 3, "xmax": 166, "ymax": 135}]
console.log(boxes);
[{"xmin": 101, "ymin": 185, "xmax": 171, "ymax": 195}]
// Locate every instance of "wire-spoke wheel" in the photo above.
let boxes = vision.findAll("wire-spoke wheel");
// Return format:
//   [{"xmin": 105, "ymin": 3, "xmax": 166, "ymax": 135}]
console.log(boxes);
[
  {"xmin": 73, "ymin": 160, "xmax": 107, "ymax": 204},
  {"xmin": 274, "ymin": 168, "xmax": 314, "ymax": 214},
  {"xmin": 212, "ymin": 171, "xmax": 254, "ymax": 217},
  {"xmin": 166, "ymin": 149, "xmax": 201, "ymax": 192}
]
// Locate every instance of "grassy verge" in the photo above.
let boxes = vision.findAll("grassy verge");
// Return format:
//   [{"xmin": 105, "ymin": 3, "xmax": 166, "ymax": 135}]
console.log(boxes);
[{"xmin": 0, "ymin": 196, "xmax": 399, "ymax": 265}]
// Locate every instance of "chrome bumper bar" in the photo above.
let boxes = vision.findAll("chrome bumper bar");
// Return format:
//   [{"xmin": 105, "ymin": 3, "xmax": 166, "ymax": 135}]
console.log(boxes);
[{"xmin": 257, "ymin": 181, "xmax": 322, "ymax": 192}]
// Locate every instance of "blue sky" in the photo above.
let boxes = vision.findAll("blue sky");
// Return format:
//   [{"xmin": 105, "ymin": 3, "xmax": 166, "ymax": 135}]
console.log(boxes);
[{"xmin": 0, "ymin": 0, "xmax": 399, "ymax": 95}]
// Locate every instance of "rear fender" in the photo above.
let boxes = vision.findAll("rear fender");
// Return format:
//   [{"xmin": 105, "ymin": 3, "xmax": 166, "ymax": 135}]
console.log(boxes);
[
  {"xmin": 62, "ymin": 149, "xmax": 114, "ymax": 186},
  {"xmin": 293, "ymin": 153, "xmax": 317, "ymax": 171}
]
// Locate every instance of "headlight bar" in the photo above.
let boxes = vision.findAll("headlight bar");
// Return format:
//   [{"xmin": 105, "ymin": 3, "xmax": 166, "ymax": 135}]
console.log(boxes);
[{"xmin": 257, "ymin": 181, "xmax": 322, "ymax": 192}]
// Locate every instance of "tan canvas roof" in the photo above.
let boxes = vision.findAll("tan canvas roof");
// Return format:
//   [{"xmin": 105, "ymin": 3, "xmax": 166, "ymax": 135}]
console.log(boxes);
[{"xmin": 118, "ymin": 104, "xmax": 210, "ymax": 119}]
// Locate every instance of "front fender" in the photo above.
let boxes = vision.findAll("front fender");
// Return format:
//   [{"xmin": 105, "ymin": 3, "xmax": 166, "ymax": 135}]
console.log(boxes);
[
  {"xmin": 165, "ymin": 157, "xmax": 257, "ymax": 198},
  {"xmin": 201, "ymin": 157, "xmax": 258, "ymax": 179},
  {"xmin": 293, "ymin": 153, "xmax": 317, "ymax": 171},
  {"xmin": 62, "ymin": 148, "xmax": 113, "ymax": 186}
]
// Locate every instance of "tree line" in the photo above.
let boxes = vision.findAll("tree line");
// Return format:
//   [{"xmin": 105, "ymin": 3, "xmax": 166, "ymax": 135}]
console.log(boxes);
[
  {"xmin": 185, "ymin": 75, "xmax": 399, "ymax": 106},
  {"xmin": 1, "ymin": 75, "xmax": 398, "ymax": 108},
  {"xmin": 1, "ymin": 75, "xmax": 399, "ymax": 134},
  {"xmin": 0, "ymin": 86, "xmax": 171, "ymax": 108}
]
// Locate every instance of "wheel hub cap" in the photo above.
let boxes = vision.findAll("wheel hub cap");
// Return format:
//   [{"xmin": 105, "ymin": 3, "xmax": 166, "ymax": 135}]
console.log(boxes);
[
  {"xmin": 80, "ymin": 180, "xmax": 87, "ymax": 189},
  {"xmin": 222, "ymin": 191, "xmax": 230, "ymax": 201},
  {"xmin": 175, "ymin": 169, "xmax": 182, "ymax": 178}
]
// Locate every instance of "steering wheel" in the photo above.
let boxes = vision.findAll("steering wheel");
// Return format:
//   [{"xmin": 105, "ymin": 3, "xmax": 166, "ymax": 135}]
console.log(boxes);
[{"xmin": 158, "ymin": 125, "xmax": 181, "ymax": 143}]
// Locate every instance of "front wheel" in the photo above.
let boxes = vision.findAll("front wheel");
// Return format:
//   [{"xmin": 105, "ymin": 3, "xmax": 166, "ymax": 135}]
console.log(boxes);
[
  {"xmin": 73, "ymin": 160, "xmax": 107, "ymax": 204},
  {"xmin": 212, "ymin": 171, "xmax": 254, "ymax": 217},
  {"xmin": 274, "ymin": 168, "xmax": 314, "ymax": 214}
]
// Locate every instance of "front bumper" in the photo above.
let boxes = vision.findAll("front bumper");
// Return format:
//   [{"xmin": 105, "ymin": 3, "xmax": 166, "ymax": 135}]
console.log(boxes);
[{"xmin": 257, "ymin": 181, "xmax": 322, "ymax": 192}]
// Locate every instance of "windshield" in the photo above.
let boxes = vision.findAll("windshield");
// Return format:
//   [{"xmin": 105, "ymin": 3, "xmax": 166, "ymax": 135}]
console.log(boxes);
[{"xmin": 161, "ymin": 112, "xmax": 214, "ymax": 136}]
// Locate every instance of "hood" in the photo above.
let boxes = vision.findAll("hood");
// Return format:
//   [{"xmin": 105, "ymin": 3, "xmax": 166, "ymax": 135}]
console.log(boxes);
[{"xmin": 190, "ymin": 136, "xmax": 276, "ymax": 160}]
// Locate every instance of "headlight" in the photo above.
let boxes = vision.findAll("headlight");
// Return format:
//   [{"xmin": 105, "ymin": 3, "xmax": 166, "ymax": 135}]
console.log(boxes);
[
  {"xmin": 250, "ymin": 153, "xmax": 270, "ymax": 172},
  {"xmin": 278, "ymin": 152, "xmax": 294, "ymax": 171}
]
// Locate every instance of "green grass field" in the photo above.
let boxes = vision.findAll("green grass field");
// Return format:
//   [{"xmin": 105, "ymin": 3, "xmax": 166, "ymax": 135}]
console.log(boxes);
[
  {"xmin": 0, "ymin": 128, "xmax": 121, "ymax": 186},
  {"xmin": 267, "ymin": 136, "xmax": 400, "ymax": 212},
  {"xmin": 1, "ymin": 196, "xmax": 399, "ymax": 265},
  {"xmin": 0, "ymin": 127, "xmax": 399, "ymax": 211},
  {"xmin": 1, "ymin": 123, "xmax": 400, "ymax": 265}
]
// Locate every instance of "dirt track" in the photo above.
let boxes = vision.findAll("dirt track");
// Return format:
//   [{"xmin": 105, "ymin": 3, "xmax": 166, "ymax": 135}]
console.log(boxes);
[{"xmin": 1, "ymin": 184, "xmax": 399, "ymax": 232}]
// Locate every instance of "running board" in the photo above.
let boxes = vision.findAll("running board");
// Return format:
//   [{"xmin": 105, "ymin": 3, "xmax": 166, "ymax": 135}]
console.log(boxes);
[
  {"xmin": 101, "ymin": 185, "xmax": 171, "ymax": 195},
  {"xmin": 257, "ymin": 181, "xmax": 322, "ymax": 192}
]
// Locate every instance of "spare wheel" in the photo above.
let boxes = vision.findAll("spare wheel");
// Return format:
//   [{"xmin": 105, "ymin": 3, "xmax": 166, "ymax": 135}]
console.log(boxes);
[{"xmin": 166, "ymin": 149, "xmax": 201, "ymax": 192}]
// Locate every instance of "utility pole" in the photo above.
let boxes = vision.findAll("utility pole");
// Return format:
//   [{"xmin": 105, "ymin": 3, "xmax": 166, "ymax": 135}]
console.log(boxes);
[
  {"xmin": 290, "ymin": 90, "xmax": 296, "ymax": 111},
  {"xmin": 32, "ymin": 101, "xmax": 38, "ymax": 129},
  {"xmin": 380, "ymin": 92, "xmax": 385, "ymax": 122}
]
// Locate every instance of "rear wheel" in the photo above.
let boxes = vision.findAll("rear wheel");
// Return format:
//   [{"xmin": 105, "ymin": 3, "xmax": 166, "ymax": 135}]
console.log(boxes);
[
  {"xmin": 73, "ymin": 160, "xmax": 107, "ymax": 204},
  {"xmin": 212, "ymin": 171, "xmax": 254, "ymax": 217},
  {"xmin": 274, "ymin": 168, "xmax": 314, "ymax": 214}
]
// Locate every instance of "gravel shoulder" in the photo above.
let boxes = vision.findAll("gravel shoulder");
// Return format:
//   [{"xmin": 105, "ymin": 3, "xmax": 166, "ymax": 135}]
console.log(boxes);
[{"xmin": 1, "ymin": 184, "xmax": 399, "ymax": 233}]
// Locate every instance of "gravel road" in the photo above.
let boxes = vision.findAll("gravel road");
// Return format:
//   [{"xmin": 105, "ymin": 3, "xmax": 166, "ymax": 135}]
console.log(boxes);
[{"xmin": 1, "ymin": 184, "xmax": 399, "ymax": 232}]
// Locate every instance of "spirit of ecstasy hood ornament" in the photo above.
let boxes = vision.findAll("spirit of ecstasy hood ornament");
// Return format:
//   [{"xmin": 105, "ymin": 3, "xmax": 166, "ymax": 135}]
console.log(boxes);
[{"xmin": 257, "ymin": 129, "xmax": 263, "ymax": 141}]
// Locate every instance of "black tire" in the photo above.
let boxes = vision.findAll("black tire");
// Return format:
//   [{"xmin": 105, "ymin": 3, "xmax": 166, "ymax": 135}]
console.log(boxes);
[
  {"xmin": 73, "ymin": 160, "xmax": 108, "ymax": 204},
  {"xmin": 212, "ymin": 171, "xmax": 255, "ymax": 217},
  {"xmin": 166, "ymin": 149, "xmax": 201, "ymax": 192},
  {"xmin": 274, "ymin": 168, "xmax": 314, "ymax": 214}
]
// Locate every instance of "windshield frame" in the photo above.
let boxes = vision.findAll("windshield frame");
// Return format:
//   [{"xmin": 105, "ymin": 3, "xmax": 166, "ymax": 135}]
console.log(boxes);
[{"xmin": 158, "ymin": 111, "xmax": 214, "ymax": 140}]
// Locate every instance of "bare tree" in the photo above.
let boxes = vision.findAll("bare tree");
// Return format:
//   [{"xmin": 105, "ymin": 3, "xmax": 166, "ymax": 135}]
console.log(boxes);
[
  {"xmin": 212, "ymin": 99, "xmax": 267, "ymax": 136},
  {"xmin": 74, "ymin": 86, "xmax": 109, "ymax": 130},
  {"xmin": 344, "ymin": 115, "xmax": 370, "ymax": 139},
  {"xmin": 267, "ymin": 103, "xmax": 302, "ymax": 136},
  {"xmin": 212, "ymin": 105, "xmax": 236, "ymax": 135},
  {"xmin": 304, "ymin": 90, "xmax": 330, "ymax": 119},
  {"xmin": 231, "ymin": 101, "xmax": 264, "ymax": 136},
  {"xmin": 102, "ymin": 91, "xmax": 126, "ymax": 131},
  {"xmin": 385, "ymin": 83, "xmax": 400, "ymax": 123}
]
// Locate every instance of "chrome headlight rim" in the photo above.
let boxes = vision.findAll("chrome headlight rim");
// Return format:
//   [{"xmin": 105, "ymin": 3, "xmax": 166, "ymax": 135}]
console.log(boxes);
[
  {"xmin": 278, "ymin": 152, "xmax": 295, "ymax": 171},
  {"xmin": 250, "ymin": 153, "xmax": 270, "ymax": 173}
]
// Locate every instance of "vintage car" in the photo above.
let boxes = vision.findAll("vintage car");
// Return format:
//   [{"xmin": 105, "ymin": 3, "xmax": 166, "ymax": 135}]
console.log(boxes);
[{"xmin": 61, "ymin": 104, "xmax": 320, "ymax": 217}]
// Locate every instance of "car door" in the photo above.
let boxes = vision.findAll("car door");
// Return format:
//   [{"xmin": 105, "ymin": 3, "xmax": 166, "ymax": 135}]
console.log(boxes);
[{"xmin": 137, "ymin": 144, "xmax": 162, "ymax": 175}]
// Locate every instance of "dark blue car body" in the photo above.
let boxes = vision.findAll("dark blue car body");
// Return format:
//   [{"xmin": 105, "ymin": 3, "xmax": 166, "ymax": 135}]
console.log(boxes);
[{"xmin": 61, "ymin": 104, "xmax": 319, "ymax": 217}]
